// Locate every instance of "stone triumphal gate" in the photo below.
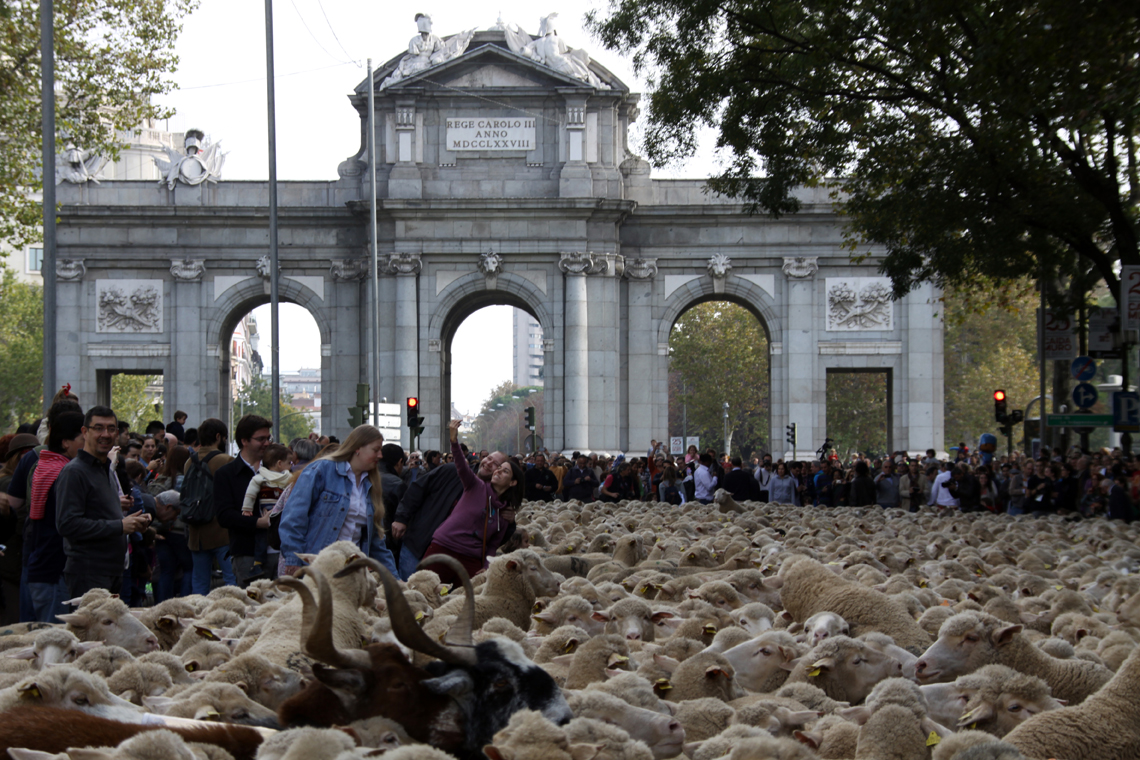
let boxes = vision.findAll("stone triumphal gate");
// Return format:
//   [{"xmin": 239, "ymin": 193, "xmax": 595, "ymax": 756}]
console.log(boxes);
[{"xmin": 54, "ymin": 21, "xmax": 944, "ymax": 454}]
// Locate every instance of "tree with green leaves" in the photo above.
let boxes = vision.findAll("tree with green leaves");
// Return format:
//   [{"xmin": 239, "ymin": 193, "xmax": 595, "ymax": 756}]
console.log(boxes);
[
  {"xmin": 668, "ymin": 301, "xmax": 769, "ymax": 456},
  {"xmin": 236, "ymin": 376, "xmax": 315, "ymax": 442},
  {"xmin": 0, "ymin": 268, "xmax": 43, "ymax": 429},
  {"xmin": 825, "ymin": 372, "xmax": 888, "ymax": 459},
  {"xmin": 588, "ymin": 0, "xmax": 1139, "ymax": 305},
  {"xmin": 1, "ymin": 0, "xmax": 197, "ymax": 249},
  {"xmin": 473, "ymin": 382, "xmax": 543, "ymax": 455},
  {"xmin": 110, "ymin": 374, "xmax": 163, "ymax": 433}
]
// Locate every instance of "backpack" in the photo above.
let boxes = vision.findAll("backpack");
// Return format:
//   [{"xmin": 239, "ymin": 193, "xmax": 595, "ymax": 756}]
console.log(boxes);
[{"xmin": 180, "ymin": 450, "xmax": 223, "ymax": 526}]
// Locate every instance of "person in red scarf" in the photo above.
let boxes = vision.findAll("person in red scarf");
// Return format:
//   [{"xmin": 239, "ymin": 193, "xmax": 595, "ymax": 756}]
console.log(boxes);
[{"xmin": 26, "ymin": 410, "xmax": 86, "ymax": 622}]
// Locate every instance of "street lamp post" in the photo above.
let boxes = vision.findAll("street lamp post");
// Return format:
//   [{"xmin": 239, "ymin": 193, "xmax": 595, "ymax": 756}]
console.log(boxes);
[{"xmin": 723, "ymin": 402, "xmax": 730, "ymax": 455}]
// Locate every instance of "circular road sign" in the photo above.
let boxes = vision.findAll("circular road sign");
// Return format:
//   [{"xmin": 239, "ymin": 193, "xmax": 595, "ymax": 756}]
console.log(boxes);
[
  {"xmin": 1071, "ymin": 356, "xmax": 1097, "ymax": 382},
  {"xmin": 1072, "ymin": 383, "xmax": 1100, "ymax": 410}
]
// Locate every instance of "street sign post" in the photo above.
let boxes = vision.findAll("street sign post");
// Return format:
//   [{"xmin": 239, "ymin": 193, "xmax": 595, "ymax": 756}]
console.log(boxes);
[
  {"xmin": 1114, "ymin": 391, "xmax": 1140, "ymax": 433},
  {"xmin": 1071, "ymin": 383, "xmax": 1099, "ymax": 410},
  {"xmin": 1070, "ymin": 356, "xmax": 1097, "ymax": 382}
]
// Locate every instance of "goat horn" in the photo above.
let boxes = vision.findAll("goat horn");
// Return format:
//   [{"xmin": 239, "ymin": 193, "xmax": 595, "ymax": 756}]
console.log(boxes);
[
  {"xmin": 336, "ymin": 557, "xmax": 476, "ymax": 666},
  {"xmin": 276, "ymin": 575, "xmax": 317, "ymax": 641},
  {"xmin": 417, "ymin": 555, "xmax": 476, "ymax": 649},
  {"xmin": 295, "ymin": 567, "xmax": 372, "ymax": 671}
]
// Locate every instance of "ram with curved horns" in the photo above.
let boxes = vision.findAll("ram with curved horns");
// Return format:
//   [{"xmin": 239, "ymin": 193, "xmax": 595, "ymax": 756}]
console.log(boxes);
[{"xmin": 275, "ymin": 555, "xmax": 571, "ymax": 760}]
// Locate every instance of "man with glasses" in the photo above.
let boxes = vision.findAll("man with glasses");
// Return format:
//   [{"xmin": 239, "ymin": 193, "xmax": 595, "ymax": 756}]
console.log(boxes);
[
  {"xmin": 56, "ymin": 406, "xmax": 150, "ymax": 597},
  {"xmin": 215, "ymin": 414, "xmax": 273, "ymax": 586}
]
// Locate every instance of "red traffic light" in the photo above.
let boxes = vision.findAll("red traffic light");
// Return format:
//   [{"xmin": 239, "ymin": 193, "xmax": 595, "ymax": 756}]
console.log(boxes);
[
  {"xmin": 407, "ymin": 397, "xmax": 419, "ymax": 409},
  {"xmin": 993, "ymin": 390, "xmax": 1006, "ymax": 402}
]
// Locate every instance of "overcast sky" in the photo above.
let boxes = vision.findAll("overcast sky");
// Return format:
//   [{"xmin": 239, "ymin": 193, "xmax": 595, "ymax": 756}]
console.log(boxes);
[{"xmin": 171, "ymin": 0, "xmax": 720, "ymax": 415}]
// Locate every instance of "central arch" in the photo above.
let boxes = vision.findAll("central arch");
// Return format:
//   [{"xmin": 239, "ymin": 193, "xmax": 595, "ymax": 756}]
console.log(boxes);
[
  {"xmin": 656, "ymin": 275, "xmax": 783, "ymax": 456},
  {"xmin": 428, "ymin": 272, "xmax": 558, "ymax": 452},
  {"xmin": 209, "ymin": 278, "xmax": 332, "ymax": 434}
]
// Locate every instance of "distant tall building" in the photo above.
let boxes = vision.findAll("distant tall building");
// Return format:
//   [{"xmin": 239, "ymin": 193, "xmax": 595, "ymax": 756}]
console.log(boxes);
[
  {"xmin": 512, "ymin": 309, "xmax": 543, "ymax": 387},
  {"xmin": 231, "ymin": 314, "xmax": 262, "ymax": 397},
  {"xmin": 276, "ymin": 368, "xmax": 322, "ymax": 436}
]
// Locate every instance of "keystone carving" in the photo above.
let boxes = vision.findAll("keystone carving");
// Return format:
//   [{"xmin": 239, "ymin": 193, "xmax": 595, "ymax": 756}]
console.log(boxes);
[
  {"xmin": 558, "ymin": 251, "xmax": 607, "ymax": 276},
  {"xmin": 707, "ymin": 253, "xmax": 732, "ymax": 279},
  {"xmin": 169, "ymin": 258, "xmax": 206, "ymax": 282},
  {"xmin": 255, "ymin": 254, "xmax": 281, "ymax": 280},
  {"xmin": 330, "ymin": 258, "xmax": 368, "ymax": 281},
  {"xmin": 782, "ymin": 256, "xmax": 819, "ymax": 279},
  {"xmin": 477, "ymin": 250, "xmax": 503, "ymax": 277},
  {"xmin": 56, "ymin": 259, "xmax": 86, "ymax": 281}
]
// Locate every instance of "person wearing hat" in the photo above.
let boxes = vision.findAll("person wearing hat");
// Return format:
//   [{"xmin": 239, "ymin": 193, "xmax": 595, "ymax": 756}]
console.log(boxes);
[{"xmin": 153, "ymin": 489, "xmax": 192, "ymax": 602}]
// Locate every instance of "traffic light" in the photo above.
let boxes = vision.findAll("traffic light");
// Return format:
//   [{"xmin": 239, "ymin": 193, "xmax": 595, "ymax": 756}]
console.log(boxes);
[
  {"xmin": 406, "ymin": 397, "xmax": 424, "ymax": 438},
  {"xmin": 525, "ymin": 406, "xmax": 536, "ymax": 430},
  {"xmin": 348, "ymin": 383, "xmax": 369, "ymax": 428},
  {"xmin": 993, "ymin": 389, "xmax": 1007, "ymax": 423},
  {"xmin": 1009, "ymin": 409, "xmax": 1024, "ymax": 424},
  {"xmin": 785, "ymin": 423, "xmax": 797, "ymax": 447}
]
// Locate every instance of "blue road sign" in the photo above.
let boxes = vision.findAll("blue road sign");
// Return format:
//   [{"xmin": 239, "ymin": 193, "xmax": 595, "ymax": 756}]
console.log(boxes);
[
  {"xmin": 1070, "ymin": 356, "xmax": 1097, "ymax": 382},
  {"xmin": 1072, "ymin": 383, "xmax": 1099, "ymax": 410},
  {"xmin": 1114, "ymin": 391, "xmax": 1140, "ymax": 433}
]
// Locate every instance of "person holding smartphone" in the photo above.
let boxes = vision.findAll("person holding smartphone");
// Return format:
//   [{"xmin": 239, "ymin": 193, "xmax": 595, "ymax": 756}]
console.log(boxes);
[{"xmin": 55, "ymin": 406, "xmax": 151, "ymax": 598}]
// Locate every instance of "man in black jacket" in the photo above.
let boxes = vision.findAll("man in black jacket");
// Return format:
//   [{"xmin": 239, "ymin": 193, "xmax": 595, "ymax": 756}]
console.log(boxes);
[
  {"xmin": 215, "ymin": 414, "xmax": 272, "ymax": 587},
  {"xmin": 390, "ymin": 448, "xmax": 508, "ymax": 580},
  {"xmin": 56, "ymin": 406, "xmax": 150, "ymax": 597},
  {"xmin": 524, "ymin": 454, "xmax": 558, "ymax": 502},
  {"xmin": 565, "ymin": 455, "xmax": 598, "ymax": 501},
  {"xmin": 722, "ymin": 457, "xmax": 758, "ymax": 502}
]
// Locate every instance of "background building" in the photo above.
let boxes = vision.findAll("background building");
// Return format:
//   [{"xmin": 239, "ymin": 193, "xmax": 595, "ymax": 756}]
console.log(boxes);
[{"xmin": 512, "ymin": 309, "xmax": 544, "ymax": 387}]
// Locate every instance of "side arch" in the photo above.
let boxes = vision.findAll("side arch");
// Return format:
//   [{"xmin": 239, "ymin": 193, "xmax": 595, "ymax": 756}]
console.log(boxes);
[{"xmin": 656, "ymin": 274, "xmax": 782, "ymax": 345}]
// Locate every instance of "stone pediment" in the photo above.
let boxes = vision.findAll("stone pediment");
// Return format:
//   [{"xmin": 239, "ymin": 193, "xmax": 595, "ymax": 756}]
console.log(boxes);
[{"xmin": 361, "ymin": 32, "xmax": 628, "ymax": 95}]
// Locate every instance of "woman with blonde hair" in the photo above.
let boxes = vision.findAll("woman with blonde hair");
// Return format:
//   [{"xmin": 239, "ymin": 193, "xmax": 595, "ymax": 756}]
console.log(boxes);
[{"xmin": 277, "ymin": 424, "xmax": 397, "ymax": 576}]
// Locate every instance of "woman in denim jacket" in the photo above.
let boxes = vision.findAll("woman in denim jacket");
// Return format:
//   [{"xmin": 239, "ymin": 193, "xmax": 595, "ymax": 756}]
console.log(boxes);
[{"xmin": 278, "ymin": 425, "xmax": 398, "ymax": 576}]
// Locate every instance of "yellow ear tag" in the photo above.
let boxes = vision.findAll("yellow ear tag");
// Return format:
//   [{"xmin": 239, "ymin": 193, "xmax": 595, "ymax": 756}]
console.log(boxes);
[
  {"xmin": 440, "ymin": 588, "xmax": 449, "ymax": 596},
  {"xmin": 533, "ymin": 602, "xmax": 543, "ymax": 612},
  {"xmin": 1055, "ymin": 585, "xmax": 1063, "ymax": 590},
  {"xmin": 564, "ymin": 641, "xmax": 577, "ymax": 654},
  {"xmin": 22, "ymin": 686, "xmax": 42, "ymax": 699},
  {"xmin": 185, "ymin": 663, "xmax": 197, "ymax": 672},
  {"xmin": 1044, "ymin": 564, "xmax": 1052, "ymax": 569},
  {"xmin": 414, "ymin": 611, "xmax": 424, "ymax": 621},
  {"xmin": 1093, "ymin": 605, "xmax": 1100, "ymax": 613},
  {"xmin": 919, "ymin": 580, "xmax": 928, "ymax": 588},
  {"xmin": 926, "ymin": 731, "xmax": 941, "ymax": 747},
  {"xmin": 654, "ymin": 679, "xmax": 672, "ymax": 690},
  {"xmin": 974, "ymin": 569, "xmax": 983, "ymax": 576},
  {"xmin": 970, "ymin": 722, "xmax": 977, "ymax": 730},
  {"xmin": 808, "ymin": 668, "xmax": 821, "ymax": 677}
]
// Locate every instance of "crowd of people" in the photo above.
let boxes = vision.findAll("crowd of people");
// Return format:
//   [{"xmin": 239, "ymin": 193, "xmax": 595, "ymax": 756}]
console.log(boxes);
[{"xmin": 1, "ymin": 393, "xmax": 1136, "ymax": 625}]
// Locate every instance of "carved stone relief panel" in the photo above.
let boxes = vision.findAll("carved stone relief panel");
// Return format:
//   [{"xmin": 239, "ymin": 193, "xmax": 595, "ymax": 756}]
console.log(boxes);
[
  {"xmin": 825, "ymin": 278, "xmax": 894, "ymax": 331},
  {"xmin": 96, "ymin": 280, "xmax": 164, "ymax": 334}
]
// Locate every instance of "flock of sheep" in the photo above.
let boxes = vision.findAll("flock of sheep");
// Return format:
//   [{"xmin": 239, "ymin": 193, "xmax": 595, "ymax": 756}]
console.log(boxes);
[{"xmin": 0, "ymin": 487, "xmax": 1138, "ymax": 760}]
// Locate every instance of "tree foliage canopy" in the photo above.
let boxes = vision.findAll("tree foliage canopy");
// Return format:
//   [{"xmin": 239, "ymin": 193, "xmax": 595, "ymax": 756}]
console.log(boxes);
[
  {"xmin": 473, "ymin": 382, "xmax": 543, "ymax": 455},
  {"xmin": 588, "ymin": 0, "xmax": 1140, "ymax": 303},
  {"xmin": 110, "ymin": 373, "xmax": 163, "ymax": 433},
  {"xmin": 668, "ymin": 301, "xmax": 769, "ymax": 456},
  {"xmin": 237, "ymin": 376, "xmax": 316, "ymax": 443},
  {"xmin": 0, "ymin": 268, "xmax": 43, "ymax": 429},
  {"xmin": 1, "ymin": 0, "xmax": 196, "ymax": 248}
]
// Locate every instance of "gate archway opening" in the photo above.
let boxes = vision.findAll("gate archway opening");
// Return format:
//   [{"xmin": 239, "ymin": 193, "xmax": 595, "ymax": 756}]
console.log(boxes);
[
  {"xmin": 445, "ymin": 299, "xmax": 545, "ymax": 457},
  {"xmin": 668, "ymin": 298, "xmax": 771, "ymax": 461},
  {"xmin": 219, "ymin": 299, "xmax": 323, "ymax": 443}
]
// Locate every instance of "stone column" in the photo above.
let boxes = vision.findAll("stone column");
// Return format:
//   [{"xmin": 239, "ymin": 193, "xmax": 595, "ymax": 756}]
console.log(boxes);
[
  {"xmin": 560, "ymin": 252, "xmax": 597, "ymax": 452},
  {"xmin": 905, "ymin": 281, "xmax": 944, "ymax": 452},
  {"xmin": 389, "ymin": 253, "xmax": 421, "ymax": 448},
  {"xmin": 625, "ymin": 258, "xmax": 658, "ymax": 450},
  {"xmin": 169, "ymin": 258, "xmax": 208, "ymax": 424},
  {"xmin": 782, "ymin": 256, "xmax": 819, "ymax": 454}
]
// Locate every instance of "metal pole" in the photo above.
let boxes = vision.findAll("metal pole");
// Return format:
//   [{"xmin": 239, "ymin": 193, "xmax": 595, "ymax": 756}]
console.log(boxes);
[
  {"xmin": 1122, "ymin": 305, "xmax": 1133, "ymax": 455},
  {"xmin": 367, "ymin": 58, "xmax": 380, "ymax": 427},
  {"xmin": 723, "ymin": 402, "xmax": 729, "ymax": 455},
  {"xmin": 40, "ymin": 0, "xmax": 56, "ymax": 411},
  {"xmin": 265, "ymin": 0, "xmax": 280, "ymax": 440},
  {"xmin": 1039, "ymin": 270, "xmax": 1047, "ymax": 455}
]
